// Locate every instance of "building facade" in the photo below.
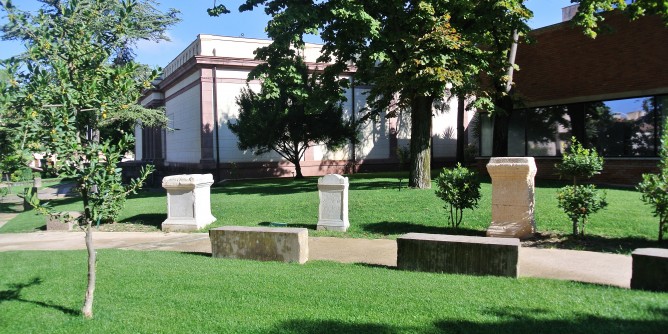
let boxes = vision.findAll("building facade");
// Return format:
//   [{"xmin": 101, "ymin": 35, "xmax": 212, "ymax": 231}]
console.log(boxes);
[
  {"xmin": 133, "ymin": 35, "xmax": 471, "ymax": 181},
  {"xmin": 477, "ymin": 10, "xmax": 668, "ymax": 185}
]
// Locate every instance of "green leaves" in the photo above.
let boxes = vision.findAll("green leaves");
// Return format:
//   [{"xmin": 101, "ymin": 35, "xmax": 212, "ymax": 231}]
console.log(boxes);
[
  {"xmin": 435, "ymin": 164, "xmax": 481, "ymax": 228},
  {"xmin": 556, "ymin": 137, "xmax": 604, "ymax": 184},
  {"xmin": 572, "ymin": 0, "xmax": 668, "ymax": 38},
  {"xmin": 637, "ymin": 111, "xmax": 668, "ymax": 241}
]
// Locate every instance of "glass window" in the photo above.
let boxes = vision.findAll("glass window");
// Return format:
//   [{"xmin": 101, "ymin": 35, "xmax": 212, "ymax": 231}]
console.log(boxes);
[
  {"xmin": 526, "ymin": 105, "xmax": 571, "ymax": 156},
  {"xmin": 508, "ymin": 110, "xmax": 525, "ymax": 156},
  {"xmin": 587, "ymin": 97, "xmax": 656, "ymax": 157},
  {"xmin": 480, "ymin": 114, "xmax": 493, "ymax": 157}
]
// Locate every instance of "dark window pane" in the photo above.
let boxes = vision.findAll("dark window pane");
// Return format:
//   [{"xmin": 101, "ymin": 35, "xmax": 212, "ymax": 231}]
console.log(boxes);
[
  {"xmin": 526, "ymin": 105, "xmax": 570, "ymax": 156},
  {"xmin": 587, "ymin": 97, "xmax": 655, "ymax": 157}
]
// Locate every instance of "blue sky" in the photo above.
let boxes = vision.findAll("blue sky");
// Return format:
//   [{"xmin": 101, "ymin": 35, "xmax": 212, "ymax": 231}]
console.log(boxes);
[{"xmin": 1, "ymin": 0, "xmax": 575, "ymax": 68}]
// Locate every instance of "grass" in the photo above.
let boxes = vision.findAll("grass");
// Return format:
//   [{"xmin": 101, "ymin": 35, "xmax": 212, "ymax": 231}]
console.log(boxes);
[
  {"xmin": 1, "ymin": 172, "xmax": 666, "ymax": 252},
  {"xmin": 1, "ymin": 249, "xmax": 666, "ymax": 333}
]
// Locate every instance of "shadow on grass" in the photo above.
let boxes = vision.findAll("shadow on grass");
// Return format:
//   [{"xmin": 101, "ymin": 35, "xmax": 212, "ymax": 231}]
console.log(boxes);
[
  {"xmin": 213, "ymin": 178, "xmax": 317, "ymax": 196},
  {"xmin": 118, "ymin": 213, "xmax": 165, "ymax": 228},
  {"xmin": 363, "ymin": 221, "xmax": 485, "ymax": 237},
  {"xmin": 0, "ymin": 202, "xmax": 23, "ymax": 213},
  {"xmin": 524, "ymin": 232, "xmax": 668, "ymax": 254},
  {"xmin": 433, "ymin": 307, "xmax": 668, "ymax": 334},
  {"xmin": 269, "ymin": 319, "xmax": 399, "ymax": 334},
  {"xmin": 0, "ymin": 277, "xmax": 79, "ymax": 316},
  {"xmin": 182, "ymin": 251, "xmax": 211, "ymax": 258}
]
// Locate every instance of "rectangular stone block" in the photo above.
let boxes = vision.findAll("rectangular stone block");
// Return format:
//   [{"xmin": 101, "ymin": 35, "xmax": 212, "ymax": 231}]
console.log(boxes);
[
  {"xmin": 631, "ymin": 248, "xmax": 668, "ymax": 292},
  {"xmin": 209, "ymin": 226, "xmax": 308, "ymax": 264},
  {"xmin": 397, "ymin": 233, "xmax": 519, "ymax": 278},
  {"xmin": 46, "ymin": 211, "xmax": 82, "ymax": 231}
]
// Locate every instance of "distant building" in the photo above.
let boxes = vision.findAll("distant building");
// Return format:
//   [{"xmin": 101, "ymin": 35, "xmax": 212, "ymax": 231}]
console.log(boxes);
[{"xmin": 133, "ymin": 35, "xmax": 470, "ymax": 181}]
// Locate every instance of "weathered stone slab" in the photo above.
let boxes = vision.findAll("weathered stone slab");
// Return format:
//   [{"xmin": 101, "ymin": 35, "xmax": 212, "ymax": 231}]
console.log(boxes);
[
  {"xmin": 317, "ymin": 174, "xmax": 349, "ymax": 232},
  {"xmin": 209, "ymin": 226, "xmax": 308, "ymax": 264},
  {"xmin": 46, "ymin": 211, "xmax": 82, "ymax": 231},
  {"xmin": 631, "ymin": 248, "xmax": 668, "ymax": 292},
  {"xmin": 161, "ymin": 174, "xmax": 216, "ymax": 232},
  {"xmin": 486, "ymin": 157, "xmax": 536, "ymax": 239},
  {"xmin": 397, "ymin": 233, "xmax": 519, "ymax": 277}
]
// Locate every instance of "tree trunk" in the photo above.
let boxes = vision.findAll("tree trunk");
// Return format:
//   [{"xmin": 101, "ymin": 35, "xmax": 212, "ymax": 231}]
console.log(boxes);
[
  {"xmin": 293, "ymin": 160, "xmax": 304, "ymax": 179},
  {"xmin": 80, "ymin": 189, "xmax": 96, "ymax": 319},
  {"xmin": 409, "ymin": 95, "xmax": 434, "ymax": 189},
  {"xmin": 456, "ymin": 94, "xmax": 466, "ymax": 164},
  {"xmin": 660, "ymin": 217, "xmax": 665, "ymax": 242},
  {"xmin": 492, "ymin": 98, "xmax": 512, "ymax": 157},
  {"xmin": 572, "ymin": 220, "xmax": 579, "ymax": 237}
]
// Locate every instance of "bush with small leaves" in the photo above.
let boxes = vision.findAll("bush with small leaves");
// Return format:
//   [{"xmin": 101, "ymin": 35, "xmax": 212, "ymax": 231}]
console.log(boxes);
[
  {"xmin": 556, "ymin": 184, "xmax": 608, "ymax": 237},
  {"xmin": 556, "ymin": 137, "xmax": 606, "ymax": 237},
  {"xmin": 637, "ymin": 120, "xmax": 668, "ymax": 242},
  {"xmin": 435, "ymin": 164, "xmax": 481, "ymax": 228}
]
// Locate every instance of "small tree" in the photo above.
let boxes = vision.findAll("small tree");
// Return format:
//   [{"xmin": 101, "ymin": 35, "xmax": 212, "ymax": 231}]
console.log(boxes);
[
  {"xmin": 556, "ymin": 137, "xmax": 607, "ymax": 236},
  {"xmin": 637, "ymin": 120, "xmax": 668, "ymax": 242},
  {"xmin": 435, "ymin": 164, "xmax": 481, "ymax": 228},
  {"xmin": 0, "ymin": 0, "xmax": 179, "ymax": 318},
  {"xmin": 229, "ymin": 43, "xmax": 356, "ymax": 179}
]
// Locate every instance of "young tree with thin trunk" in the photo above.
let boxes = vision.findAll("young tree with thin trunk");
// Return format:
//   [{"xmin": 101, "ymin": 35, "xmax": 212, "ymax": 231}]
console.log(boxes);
[{"xmin": 0, "ymin": 0, "xmax": 179, "ymax": 318}]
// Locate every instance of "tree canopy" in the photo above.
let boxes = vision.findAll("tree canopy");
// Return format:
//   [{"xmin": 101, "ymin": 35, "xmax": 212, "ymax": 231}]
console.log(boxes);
[
  {"xmin": 572, "ymin": 0, "xmax": 668, "ymax": 37},
  {"xmin": 212, "ymin": 0, "xmax": 532, "ymax": 188}
]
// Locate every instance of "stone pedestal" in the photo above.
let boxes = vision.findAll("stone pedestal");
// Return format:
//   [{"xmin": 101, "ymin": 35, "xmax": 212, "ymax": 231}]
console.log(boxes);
[
  {"xmin": 46, "ymin": 211, "xmax": 82, "ymax": 231},
  {"xmin": 486, "ymin": 157, "xmax": 536, "ymax": 239},
  {"xmin": 317, "ymin": 174, "xmax": 349, "ymax": 232},
  {"xmin": 161, "ymin": 174, "xmax": 216, "ymax": 232}
]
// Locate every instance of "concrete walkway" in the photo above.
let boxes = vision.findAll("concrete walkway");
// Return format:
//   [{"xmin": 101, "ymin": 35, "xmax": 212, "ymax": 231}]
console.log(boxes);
[{"xmin": 0, "ymin": 231, "xmax": 632, "ymax": 288}]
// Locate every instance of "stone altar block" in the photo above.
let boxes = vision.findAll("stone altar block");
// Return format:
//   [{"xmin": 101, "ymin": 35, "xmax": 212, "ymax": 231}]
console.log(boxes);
[
  {"xmin": 161, "ymin": 174, "xmax": 216, "ymax": 232},
  {"xmin": 631, "ymin": 248, "xmax": 668, "ymax": 292},
  {"xmin": 317, "ymin": 174, "xmax": 349, "ymax": 232},
  {"xmin": 486, "ymin": 157, "xmax": 536, "ymax": 239}
]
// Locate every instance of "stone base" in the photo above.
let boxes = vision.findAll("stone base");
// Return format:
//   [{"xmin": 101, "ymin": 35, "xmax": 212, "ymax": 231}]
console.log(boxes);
[
  {"xmin": 209, "ymin": 226, "xmax": 308, "ymax": 264},
  {"xmin": 162, "ymin": 216, "xmax": 216, "ymax": 232},
  {"xmin": 316, "ymin": 220, "xmax": 350, "ymax": 232},
  {"xmin": 631, "ymin": 248, "xmax": 668, "ymax": 292},
  {"xmin": 486, "ymin": 221, "xmax": 534, "ymax": 239},
  {"xmin": 46, "ymin": 211, "xmax": 82, "ymax": 231},
  {"xmin": 397, "ymin": 233, "xmax": 519, "ymax": 277}
]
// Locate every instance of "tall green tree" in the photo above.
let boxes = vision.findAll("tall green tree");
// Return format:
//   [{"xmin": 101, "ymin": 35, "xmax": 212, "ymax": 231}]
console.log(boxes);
[
  {"xmin": 0, "ymin": 0, "xmax": 179, "ymax": 318},
  {"xmin": 212, "ymin": 1, "xmax": 532, "ymax": 187},
  {"xmin": 229, "ymin": 43, "xmax": 356, "ymax": 179},
  {"xmin": 572, "ymin": 0, "xmax": 668, "ymax": 37}
]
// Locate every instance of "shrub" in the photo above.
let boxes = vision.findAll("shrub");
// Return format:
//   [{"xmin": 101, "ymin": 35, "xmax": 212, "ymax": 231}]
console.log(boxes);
[
  {"xmin": 555, "ymin": 137, "xmax": 606, "ymax": 236},
  {"xmin": 435, "ymin": 164, "xmax": 481, "ymax": 228},
  {"xmin": 556, "ymin": 184, "xmax": 608, "ymax": 237},
  {"xmin": 637, "ymin": 120, "xmax": 668, "ymax": 242}
]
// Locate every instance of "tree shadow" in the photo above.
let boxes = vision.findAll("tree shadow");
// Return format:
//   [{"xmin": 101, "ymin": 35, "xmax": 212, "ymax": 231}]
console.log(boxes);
[
  {"xmin": 0, "ymin": 277, "xmax": 79, "ymax": 316},
  {"xmin": 258, "ymin": 222, "xmax": 317, "ymax": 230},
  {"xmin": 524, "ymin": 232, "xmax": 668, "ymax": 254},
  {"xmin": 363, "ymin": 221, "xmax": 485, "ymax": 237},
  {"xmin": 433, "ymin": 306, "xmax": 668, "ymax": 334},
  {"xmin": 117, "ymin": 213, "xmax": 165, "ymax": 228},
  {"xmin": 269, "ymin": 319, "xmax": 401, "ymax": 334},
  {"xmin": 213, "ymin": 178, "xmax": 317, "ymax": 196}
]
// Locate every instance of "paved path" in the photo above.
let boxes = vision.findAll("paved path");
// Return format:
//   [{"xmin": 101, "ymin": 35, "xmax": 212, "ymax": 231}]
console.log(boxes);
[{"xmin": 0, "ymin": 231, "xmax": 632, "ymax": 288}]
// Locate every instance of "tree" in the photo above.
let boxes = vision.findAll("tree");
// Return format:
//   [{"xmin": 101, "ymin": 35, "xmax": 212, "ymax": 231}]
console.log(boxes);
[
  {"xmin": 555, "ymin": 137, "xmax": 607, "ymax": 236},
  {"xmin": 435, "ymin": 164, "xmax": 481, "ymax": 228},
  {"xmin": 637, "ymin": 117, "xmax": 668, "ymax": 242},
  {"xmin": 229, "ymin": 44, "xmax": 356, "ymax": 179},
  {"xmin": 212, "ymin": 1, "xmax": 533, "ymax": 187},
  {"xmin": 0, "ymin": 0, "xmax": 179, "ymax": 318},
  {"xmin": 572, "ymin": 0, "xmax": 668, "ymax": 38}
]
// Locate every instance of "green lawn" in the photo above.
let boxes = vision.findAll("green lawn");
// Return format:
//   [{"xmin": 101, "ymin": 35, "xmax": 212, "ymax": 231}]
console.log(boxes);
[
  {"xmin": 1, "ymin": 172, "xmax": 665, "ymax": 252},
  {"xmin": 1, "ymin": 249, "xmax": 666, "ymax": 334}
]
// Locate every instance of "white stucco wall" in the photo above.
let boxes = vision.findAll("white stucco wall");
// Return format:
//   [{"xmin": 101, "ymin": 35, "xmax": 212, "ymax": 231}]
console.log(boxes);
[{"xmin": 165, "ymin": 85, "xmax": 201, "ymax": 163}]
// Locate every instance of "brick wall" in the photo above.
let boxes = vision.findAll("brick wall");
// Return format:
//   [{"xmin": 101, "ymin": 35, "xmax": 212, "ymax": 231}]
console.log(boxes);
[
  {"xmin": 515, "ymin": 11, "xmax": 668, "ymax": 106},
  {"xmin": 476, "ymin": 157, "xmax": 660, "ymax": 186}
]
